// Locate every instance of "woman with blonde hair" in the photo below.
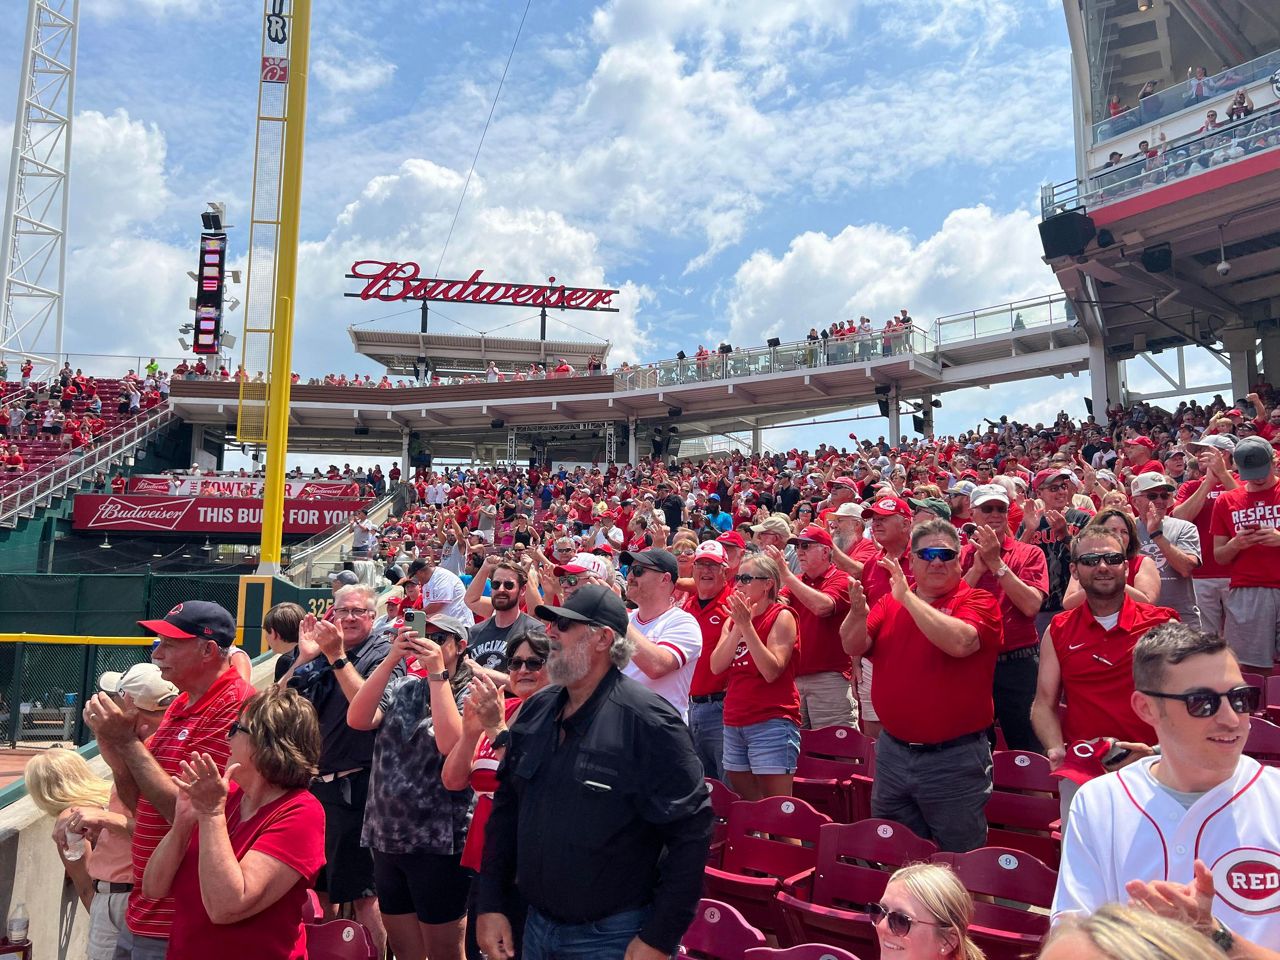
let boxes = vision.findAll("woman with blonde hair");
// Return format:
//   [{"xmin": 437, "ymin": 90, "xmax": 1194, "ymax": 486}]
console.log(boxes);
[
  {"xmin": 872, "ymin": 862, "xmax": 985, "ymax": 960},
  {"xmin": 1041, "ymin": 902, "xmax": 1223, "ymax": 960}
]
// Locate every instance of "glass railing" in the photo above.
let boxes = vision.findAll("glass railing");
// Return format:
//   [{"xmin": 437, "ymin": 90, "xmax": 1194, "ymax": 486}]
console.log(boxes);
[
  {"xmin": 1079, "ymin": 106, "xmax": 1280, "ymax": 210},
  {"xmin": 1093, "ymin": 49, "xmax": 1280, "ymax": 145},
  {"xmin": 935, "ymin": 294, "xmax": 1073, "ymax": 345},
  {"xmin": 613, "ymin": 328, "xmax": 934, "ymax": 391}
]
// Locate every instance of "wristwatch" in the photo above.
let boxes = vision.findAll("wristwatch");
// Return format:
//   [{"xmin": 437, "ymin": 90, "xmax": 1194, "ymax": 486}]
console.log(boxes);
[
  {"xmin": 994, "ymin": 563, "xmax": 1010, "ymax": 578},
  {"xmin": 330, "ymin": 657, "xmax": 349, "ymax": 670},
  {"xmin": 491, "ymin": 728, "xmax": 512, "ymax": 750},
  {"xmin": 1210, "ymin": 917, "xmax": 1234, "ymax": 953},
  {"xmin": 427, "ymin": 669, "xmax": 450, "ymax": 682},
  {"xmin": 1152, "ymin": 525, "xmax": 1166, "ymax": 539}
]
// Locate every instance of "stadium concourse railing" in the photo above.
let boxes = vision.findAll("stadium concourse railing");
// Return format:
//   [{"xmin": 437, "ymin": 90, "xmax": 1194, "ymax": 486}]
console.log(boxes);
[
  {"xmin": 0, "ymin": 407, "xmax": 176, "ymax": 529},
  {"xmin": 934, "ymin": 293, "xmax": 1073, "ymax": 345},
  {"xmin": 282, "ymin": 490, "xmax": 397, "ymax": 588}
]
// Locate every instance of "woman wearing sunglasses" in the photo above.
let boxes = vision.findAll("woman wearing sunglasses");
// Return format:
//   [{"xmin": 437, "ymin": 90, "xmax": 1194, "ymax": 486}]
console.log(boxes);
[
  {"xmin": 346, "ymin": 616, "xmax": 474, "ymax": 960},
  {"xmin": 442, "ymin": 631, "xmax": 551, "ymax": 959},
  {"xmin": 709, "ymin": 554, "xmax": 800, "ymax": 800},
  {"xmin": 872, "ymin": 863, "xmax": 985, "ymax": 960},
  {"xmin": 140, "ymin": 689, "xmax": 325, "ymax": 960}
]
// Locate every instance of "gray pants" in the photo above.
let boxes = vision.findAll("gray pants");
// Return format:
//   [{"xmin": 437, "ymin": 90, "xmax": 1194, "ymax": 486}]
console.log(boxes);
[
  {"xmin": 871, "ymin": 732, "xmax": 992, "ymax": 852},
  {"xmin": 1194, "ymin": 577, "xmax": 1230, "ymax": 638},
  {"xmin": 112, "ymin": 930, "xmax": 168, "ymax": 960}
]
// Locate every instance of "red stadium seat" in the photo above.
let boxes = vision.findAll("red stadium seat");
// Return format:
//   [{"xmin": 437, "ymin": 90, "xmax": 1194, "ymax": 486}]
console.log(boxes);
[
  {"xmin": 680, "ymin": 899, "xmax": 767, "ymax": 960},
  {"xmin": 775, "ymin": 819, "xmax": 937, "ymax": 952},
  {"xmin": 302, "ymin": 889, "xmax": 322, "ymax": 923},
  {"xmin": 931, "ymin": 846, "xmax": 1056, "ymax": 960},
  {"xmin": 1267, "ymin": 676, "xmax": 1280, "ymax": 726},
  {"xmin": 703, "ymin": 796, "xmax": 831, "ymax": 939},
  {"xmin": 1242, "ymin": 672, "xmax": 1267, "ymax": 696},
  {"xmin": 707, "ymin": 778, "xmax": 742, "ymax": 858},
  {"xmin": 304, "ymin": 919, "xmax": 377, "ymax": 960},
  {"xmin": 985, "ymin": 751, "xmax": 1061, "ymax": 867},
  {"xmin": 745, "ymin": 945, "xmax": 867, "ymax": 960},
  {"xmin": 1246, "ymin": 717, "xmax": 1280, "ymax": 767},
  {"xmin": 793, "ymin": 725, "xmax": 875, "ymax": 822}
]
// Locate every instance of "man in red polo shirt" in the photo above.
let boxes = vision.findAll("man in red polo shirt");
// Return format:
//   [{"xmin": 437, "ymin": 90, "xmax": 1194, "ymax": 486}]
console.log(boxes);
[
  {"xmin": 1173, "ymin": 434, "xmax": 1239, "ymax": 636},
  {"xmin": 1211, "ymin": 436, "xmax": 1280, "ymax": 673},
  {"xmin": 960, "ymin": 483, "xmax": 1049, "ymax": 752},
  {"xmin": 843, "ymin": 519, "xmax": 1003, "ymax": 851},
  {"xmin": 1031, "ymin": 527, "xmax": 1176, "ymax": 822},
  {"xmin": 1118, "ymin": 435, "xmax": 1165, "ymax": 481},
  {"xmin": 683, "ymin": 541, "xmax": 733, "ymax": 779},
  {"xmin": 82, "ymin": 601, "xmax": 254, "ymax": 960},
  {"xmin": 765, "ymin": 524, "xmax": 854, "ymax": 729}
]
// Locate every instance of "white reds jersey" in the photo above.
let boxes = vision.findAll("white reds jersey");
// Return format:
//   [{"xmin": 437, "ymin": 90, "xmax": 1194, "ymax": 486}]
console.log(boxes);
[
  {"xmin": 1054, "ymin": 755, "xmax": 1280, "ymax": 947},
  {"xmin": 623, "ymin": 606, "xmax": 702, "ymax": 722}
]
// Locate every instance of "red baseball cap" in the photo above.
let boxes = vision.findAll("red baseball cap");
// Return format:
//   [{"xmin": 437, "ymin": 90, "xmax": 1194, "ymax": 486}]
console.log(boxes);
[
  {"xmin": 829, "ymin": 476, "xmax": 859, "ymax": 490},
  {"xmin": 717, "ymin": 530, "xmax": 747, "ymax": 549},
  {"xmin": 867, "ymin": 496, "xmax": 914, "ymax": 521},
  {"xmin": 1123, "ymin": 435, "xmax": 1156, "ymax": 450},
  {"xmin": 1051, "ymin": 738, "xmax": 1113, "ymax": 786},
  {"xmin": 1225, "ymin": 408, "xmax": 1244, "ymax": 417},
  {"xmin": 788, "ymin": 524, "xmax": 833, "ymax": 547},
  {"xmin": 1032, "ymin": 467, "xmax": 1077, "ymax": 491}
]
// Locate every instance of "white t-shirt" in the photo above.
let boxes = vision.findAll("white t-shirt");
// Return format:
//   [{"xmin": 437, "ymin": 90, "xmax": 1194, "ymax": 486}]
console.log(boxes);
[
  {"xmin": 623, "ymin": 605, "xmax": 702, "ymax": 721},
  {"xmin": 423, "ymin": 566, "xmax": 475, "ymax": 627}
]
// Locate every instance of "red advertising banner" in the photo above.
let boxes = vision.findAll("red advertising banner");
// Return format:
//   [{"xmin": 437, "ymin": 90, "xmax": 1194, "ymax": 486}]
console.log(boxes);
[
  {"xmin": 128, "ymin": 476, "xmax": 353, "ymax": 498},
  {"xmin": 73, "ymin": 495, "xmax": 368, "ymax": 535}
]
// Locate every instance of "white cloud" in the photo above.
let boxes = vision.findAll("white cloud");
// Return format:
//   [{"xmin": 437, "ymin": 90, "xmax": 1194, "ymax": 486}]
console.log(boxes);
[
  {"xmin": 313, "ymin": 53, "xmax": 397, "ymax": 95},
  {"xmin": 69, "ymin": 110, "xmax": 172, "ymax": 237},
  {"xmin": 86, "ymin": 0, "xmax": 206, "ymax": 18}
]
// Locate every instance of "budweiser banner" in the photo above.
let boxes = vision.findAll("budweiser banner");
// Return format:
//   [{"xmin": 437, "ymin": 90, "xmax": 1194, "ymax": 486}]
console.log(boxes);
[
  {"xmin": 128, "ymin": 476, "xmax": 353, "ymax": 499},
  {"xmin": 73, "ymin": 495, "xmax": 367, "ymax": 535},
  {"xmin": 345, "ymin": 263, "xmax": 620, "ymax": 312}
]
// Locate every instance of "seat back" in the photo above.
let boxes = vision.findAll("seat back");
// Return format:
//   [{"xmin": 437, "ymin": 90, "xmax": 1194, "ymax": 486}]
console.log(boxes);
[
  {"xmin": 1266, "ymin": 676, "xmax": 1280, "ymax": 725},
  {"xmin": 708, "ymin": 778, "xmax": 742, "ymax": 820},
  {"xmin": 681, "ymin": 899, "xmax": 767, "ymax": 960},
  {"xmin": 744, "ymin": 945, "xmax": 866, "ymax": 960},
  {"xmin": 937, "ymin": 847, "xmax": 1056, "ymax": 937},
  {"xmin": 810, "ymin": 819, "xmax": 938, "ymax": 911},
  {"xmin": 304, "ymin": 919, "xmax": 377, "ymax": 960},
  {"xmin": 1246, "ymin": 717, "xmax": 1280, "ymax": 767},
  {"xmin": 795, "ymin": 726, "xmax": 875, "ymax": 781},
  {"xmin": 302, "ymin": 889, "xmax": 323, "ymax": 924},
  {"xmin": 985, "ymin": 751, "xmax": 1061, "ymax": 866},
  {"xmin": 720, "ymin": 797, "xmax": 832, "ymax": 881}
]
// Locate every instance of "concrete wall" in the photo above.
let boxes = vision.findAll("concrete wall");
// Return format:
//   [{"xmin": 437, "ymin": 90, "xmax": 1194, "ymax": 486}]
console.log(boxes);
[{"xmin": 0, "ymin": 656, "xmax": 279, "ymax": 960}]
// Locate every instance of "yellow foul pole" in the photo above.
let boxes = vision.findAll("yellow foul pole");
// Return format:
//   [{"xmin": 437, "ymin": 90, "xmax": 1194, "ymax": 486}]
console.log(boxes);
[{"xmin": 258, "ymin": 0, "xmax": 311, "ymax": 572}]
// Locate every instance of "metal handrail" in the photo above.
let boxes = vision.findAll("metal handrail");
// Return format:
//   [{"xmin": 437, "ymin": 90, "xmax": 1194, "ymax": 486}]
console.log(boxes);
[
  {"xmin": 283, "ymin": 490, "xmax": 396, "ymax": 587},
  {"xmin": 0, "ymin": 408, "xmax": 176, "ymax": 527},
  {"xmin": 934, "ymin": 293, "xmax": 1074, "ymax": 345}
]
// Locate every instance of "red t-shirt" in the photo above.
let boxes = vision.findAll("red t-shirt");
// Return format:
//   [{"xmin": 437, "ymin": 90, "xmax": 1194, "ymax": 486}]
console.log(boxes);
[
  {"xmin": 1174, "ymin": 476, "xmax": 1237, "ymax": 579},
  {"xmin": 724, "ymin": 602, "xmax": 801, "ymax": 727},
  {"xmin": 1130, "ymin": 459, "xmax": 1166, "ymax": 476},
  {"xmin": 860, "ymin": 546, "xmax": 914, "ymax": 607},
  {"xmin": 781, "ymin": 563, "xmax": 851, "ymax": 676},
  {"xmin": 127, "ymin": 667, "xmax": 255, "ymax": 939},
  {"xmin": 866, "ymin": 581, "xmax": 1003, "ymax": 743},
  {"xmin": 168, "ymin": 785, "xmax": 325, "ymax": 960},
  {"xmin": 462, "ymin": 697, "xmax": 523, "ymax": 872},
  {"xmin": 848, "ymin": 537, "xmax": 880, "ymax": 567},
  {"xmin": 959, "ymin": 536, "xmax": 1049, "ymax": 650},
  {"xmin": 1210, "ymin": 480, "xmax": 1280, "ymax": 588},
  {"xmin": 1049, "ymin": 598, "xmax": 1178, "ymax": 745},
  {"xmin": 682, "ymin": 586, "xmax": 732, "ymax": 697}
]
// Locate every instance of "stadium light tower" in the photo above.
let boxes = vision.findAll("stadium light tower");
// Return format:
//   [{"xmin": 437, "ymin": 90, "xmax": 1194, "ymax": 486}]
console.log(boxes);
[{"xmin": 0, "ymin": 0, "xmax": 79, "ymax": 374}]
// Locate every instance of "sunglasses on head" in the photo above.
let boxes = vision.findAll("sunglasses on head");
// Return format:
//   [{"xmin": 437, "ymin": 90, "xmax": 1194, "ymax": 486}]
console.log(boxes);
[
  {"xmin": 508, "ymin": 656, "xmax": 546, "ymax": 673},
  {"xmin": 1074, "ymin": 552, "xmax": 1126, "ymax": 567},
  {"xmin": 914, "ymin": 547, "xmax": 958, "ymax": 563},
  {"xmin": 1140, "ymin": 685, "xmax": 1260, "ymax": 718},
  {"xmin": 868, "ymin": 902, "xmax": 948, "ymax": 938}
]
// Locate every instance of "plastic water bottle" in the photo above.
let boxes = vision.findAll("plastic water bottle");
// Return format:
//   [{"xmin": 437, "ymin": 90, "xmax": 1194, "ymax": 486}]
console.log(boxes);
[
  {"xmin": 64, "ymin": 827, "xmax": 86, "ymax": 862},
  {"xmin": 7, "ymin": 902, "xmax": 28, "ymax": 944}
]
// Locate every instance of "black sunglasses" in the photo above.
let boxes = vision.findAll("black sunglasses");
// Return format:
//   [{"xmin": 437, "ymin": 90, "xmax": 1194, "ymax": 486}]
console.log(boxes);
[
  {"xmin": 914, "ymin": 547, "xmax": 958, "ymax": 563},
  {"xmin": 734, "ymin": 573, "xmax": 770, "ymax": 584},
  {"xmin": 868, "ymin": 902, "xmax": 948, "ymax": 937},
  {"xmin": 552, "ymin": 616, "xmax": 597, "ymax": 632},
  {"xmin": 557, "ymin": 573, "xmax": 583, "ymax": 587},
  {"xmin": 490, "ymin": 579, "xmax": 520, "ymax": 590},
  {"xmin": 422, "ymin": 630, "xmax": 457, "ymax": 644},
  {"xmin": 1140, "ymin": 685, "xmax": 1260, "ymax": 718},
  {"xmin": 1074, "ymin": 552, "xmax": 1126, "ymax": 567},
  {"xmin": 227, "ymin": 719, "xmax": 251, "ymax": 739},
  {"xmin": 508, "ymin": 656, "xmax": 547, "ymax": 673}
]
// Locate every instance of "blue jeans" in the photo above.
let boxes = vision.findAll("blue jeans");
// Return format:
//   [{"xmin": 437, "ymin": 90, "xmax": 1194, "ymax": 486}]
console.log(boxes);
[
  {"xmin": 524, "ymin": 906, "xmax": 657, "ymax": 960},
  {"xmin": 688, "ymin": 698, "xmax": 724, "ymax": 781}
]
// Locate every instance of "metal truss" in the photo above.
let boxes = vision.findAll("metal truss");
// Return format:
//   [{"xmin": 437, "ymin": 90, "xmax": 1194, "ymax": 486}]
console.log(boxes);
[{"xmin": 0, "ymin": 0, "xmax": 79, "ymax": 372}]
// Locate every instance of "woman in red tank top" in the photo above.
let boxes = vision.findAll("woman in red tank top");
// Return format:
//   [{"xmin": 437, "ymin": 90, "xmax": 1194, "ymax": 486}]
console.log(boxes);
[{"xmin": 710, "ymin": 553, "xmax": 800, "ymax": 801}]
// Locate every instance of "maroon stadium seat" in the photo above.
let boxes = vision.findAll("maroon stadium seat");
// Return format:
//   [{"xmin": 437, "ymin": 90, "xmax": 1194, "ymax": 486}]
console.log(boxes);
[
  {"xmin": 985, "ymin": 750, "xmax": 1062, "ymax": 867},
  {"xmin": 304, "ymin": 919, "xmax": 377, "ymax": 960},
  {"xmin": 793, "ymin": 725, "xmax": 875, "ymax": 822},
  {"xmin": 745, "ymin": 946, "xmax": 866, "ymax": 960},
  {"xmin": 1246, "ymin": 717, "xmax": 1280, "ymax": 767},
  {"xmin": 931, "ymin": 846, "xmax": 1056, "ymax": 960},
  {"xmin": 1266, "ymin": 676, "xmax": 1280, "ymax": 726},
  {"xmin": 680, "ymin": 899, "xmax": 767, "ymax": 960},
  {"xmin": 707, "ymin": 778, "xmax": 742, "ymax": 857}
]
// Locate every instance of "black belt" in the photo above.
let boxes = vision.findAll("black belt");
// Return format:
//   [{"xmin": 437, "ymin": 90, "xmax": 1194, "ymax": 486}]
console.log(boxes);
[
  {"xmin": 884, "ymin": 729, "xmax": 986, "ymax": 753},
  {"xmin": 94, "ymin": 880, "xmax": 134, "ymax": 894},
  {"xmin": 690, "ymin": 692, "xmax": 726, "ymax": 704},
  {"xmin": 998, "ymin": 645, "xmax": 1040, "ymax": 663}
]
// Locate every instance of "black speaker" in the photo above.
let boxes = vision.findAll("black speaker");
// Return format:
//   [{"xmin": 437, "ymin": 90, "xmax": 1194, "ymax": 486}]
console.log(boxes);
[
  {"xmin": 874, "ymin": 384, "xmax": 892, "ymax": 397},
  {"xmin": 767, "ymin": 337, "xmax": 781, "ymax": 348},
  {"xmin": 1039, "ymin": 210, "xmax": 1097, "ymax": 259},
  {"xmin": 912, "ymin": 415, "xmax": 925, "ymax": 434},
  {"xmin": 718, "ymin": 343, "xmax": 733, "ymax": 354},
  {"xmin": 676, "ymin": 350, "xmax": 686, "ymax": 360},
  {"xmin": 353, "ymin": 426, "xmax": 370, "ymax": 436},
  {"xmin": 667, "ymin": 407, "xmax": 682, "ymax": 418},
  {"xmin": 1141, "ymin": 243, "xmax": 1173, "ymax": 273},
  {"xmin": 1097, "ymin": 229, "xmax": 1116, "ymax": 248},
  {"xmin": 491, "ymin": 419, "xmax": 505, "ymax": 429},
  {"xmin": 1084, "ymin": 397, "xmax": 1094, "ymax": 415},
  {"xmin": 877, "ymin": 399, "xmax": 890, "ymax": 418}
]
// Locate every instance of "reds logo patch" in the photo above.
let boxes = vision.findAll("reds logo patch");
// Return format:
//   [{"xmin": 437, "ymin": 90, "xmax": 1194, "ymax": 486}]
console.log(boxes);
[{"xmin": 1213, "ymin": 848, "xmax": 1280, "ymax": 914}]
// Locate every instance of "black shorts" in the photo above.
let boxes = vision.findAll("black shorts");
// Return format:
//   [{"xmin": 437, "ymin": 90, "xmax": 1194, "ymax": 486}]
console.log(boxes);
[
  {"xmin": 310, "ymin": 769, "xmax": 376, "ymax": 904},
  {"xmin": 372, "ymin": 849, "xmax": 472, "ymax": 924}
]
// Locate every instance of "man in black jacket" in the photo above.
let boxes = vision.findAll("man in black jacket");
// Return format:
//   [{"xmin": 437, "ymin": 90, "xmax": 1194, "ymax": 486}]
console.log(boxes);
[{"xmin": 477, "ymin": 585, "xmax": 712, "ymax": 960}]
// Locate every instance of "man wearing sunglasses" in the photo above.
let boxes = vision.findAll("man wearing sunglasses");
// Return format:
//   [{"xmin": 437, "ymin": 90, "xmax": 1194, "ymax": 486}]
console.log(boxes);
[
  {"xmin": 842, "ymin": 519, "xmax": 1003, "ymax": 852},
  {"xmin": 1173, "ymin": 434, "xmax": 1239, "ymax": 637},
  {"xmin": 466, "ymin": 558, "xmax": 548, "ymax": 673},
  {"xmin": 619, "ymin": 549, "xmax": 703, "ymax": 721},
  {"xmin": 1032, "ymin": 529, "xmax": 1176, "ymax": 824},
  {"xmin": 1054, "ymin": 623, "xmax": 1280, "ymax": 957},
  {"xmin": 1131, "ymin": 472, "xmax": 1202, "ymax": 627},
  {"xmin": 682, "ymin": 541, "xmax": 734, "ymax": 779}
]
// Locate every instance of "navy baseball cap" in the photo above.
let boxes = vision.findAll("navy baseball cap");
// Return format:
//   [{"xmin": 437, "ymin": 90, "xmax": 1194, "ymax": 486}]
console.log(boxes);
[{"xmin": 139, "ymin": 600, "xmax": 237, "ymax": 647}]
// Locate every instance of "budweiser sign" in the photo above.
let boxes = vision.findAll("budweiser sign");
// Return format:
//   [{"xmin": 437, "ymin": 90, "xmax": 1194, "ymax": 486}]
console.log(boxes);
[
  {"xmin": 345, "ymin": 263, "xmax": 619, "ymax": 312},
  {"xmin": 84, "ymin": 497, "xmax": 195, "ymax": 531},
  {"xmin": 73, "ymin": 495, "xmax": 369, "ymax": 535},
  {"xmin": 128, "ymin": 476, "xmax": 354, "ymax": 499}
]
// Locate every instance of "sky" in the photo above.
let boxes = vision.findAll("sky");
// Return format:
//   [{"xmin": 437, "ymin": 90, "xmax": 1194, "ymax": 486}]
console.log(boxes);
[{"xmin": 0, "ymin": 0, "xmax": 1235, "ymax": 464}]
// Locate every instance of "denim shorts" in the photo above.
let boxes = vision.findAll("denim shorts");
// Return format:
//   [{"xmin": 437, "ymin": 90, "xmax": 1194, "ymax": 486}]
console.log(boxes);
[{"xmin": 722, "ymin": 717, "xmax": 801, "ymax": 774}]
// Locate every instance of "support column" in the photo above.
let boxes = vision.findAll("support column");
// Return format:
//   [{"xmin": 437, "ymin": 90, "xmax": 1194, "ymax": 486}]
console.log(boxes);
[
  {"xmin": 627, "ymin": 417, "xmax": 637, "ymax": 466},
  {"xmin": 1261, "ymin": 326, "xmax": 1280, "ymax": 385},
  {"xmin": 887, "ymin": 393, "xmax": 901, "ymax": 443},
  {"xmin": 751, "ymin": 420, "xmax": 762, "ymax": 456},
  {"xmin": 1223, "ymin": 327, "xmax": 1259, "ymax": 400},
  {"xmin": 920, "ymin": 393, "xmax": 935, "ymax": 440},
  {"xmin": 1088, "ymin": 339, "xmax": 1122, "ymax": 424},
  {"xmin": 399, "ymin": 429, "xmax": 410, "ymax": 484},
  {"xmin": 190, "ymin": 424, "xmax": 205, "ymax": 467}
]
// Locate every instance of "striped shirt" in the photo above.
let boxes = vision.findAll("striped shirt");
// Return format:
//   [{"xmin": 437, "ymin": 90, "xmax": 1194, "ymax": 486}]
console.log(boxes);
[{"xmin": 126, "ymin": 666, "xmax": 255, "ymax": 940}]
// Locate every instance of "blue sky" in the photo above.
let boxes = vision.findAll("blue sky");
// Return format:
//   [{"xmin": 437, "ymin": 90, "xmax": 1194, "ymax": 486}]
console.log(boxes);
[{"xmin": 0, "ymin": 0, "xmax": 1223, "ymax": 457}]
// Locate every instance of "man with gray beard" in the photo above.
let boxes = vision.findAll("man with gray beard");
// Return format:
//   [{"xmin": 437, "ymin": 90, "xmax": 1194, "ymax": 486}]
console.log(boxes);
[{"xmin": 477, "ymin": 585, "xmax": 712, "ymax": 960}]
